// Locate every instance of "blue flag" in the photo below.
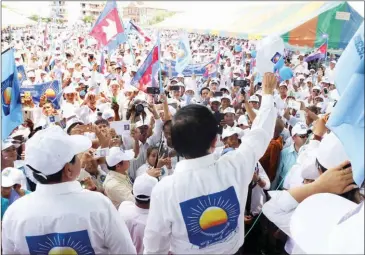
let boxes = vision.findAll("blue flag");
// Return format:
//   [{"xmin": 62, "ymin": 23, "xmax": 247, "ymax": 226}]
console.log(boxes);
[
  {"xmin": 326, "ymin": 22, "xmax": 364, "ymax": 187},
  {"xmin": 20, "ymin": 80, "xmax": 62, "ymax": 110},
  {"xmin": 175, "ymin": 31, "xmax": 192, "ymax": 74},
  {"xmin": 1, "ymin": 49, "xmax": 24, "ymax": 141}
]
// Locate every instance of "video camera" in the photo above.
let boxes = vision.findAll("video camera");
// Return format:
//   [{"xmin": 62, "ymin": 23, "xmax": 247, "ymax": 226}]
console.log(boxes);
[{"xmin": 126, "ymin": 99, "xmax": 148, "ymax": 120}]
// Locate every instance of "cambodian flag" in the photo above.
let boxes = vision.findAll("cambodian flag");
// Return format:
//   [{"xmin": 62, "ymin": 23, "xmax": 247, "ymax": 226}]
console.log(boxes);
[
  {"xmin": 129, "ymin": 20, "xmax": 151, "ymax": 42},
  {"xmin": 89, "ymin": 0, "xmax": 126, "ymax": 51},
  {"xmin": 305, "ymin": 41, "xmax": 328, "ymax": 62},
  {"xmin": 130, "ymin": 44, "xmax": 159, "ymax": 92}
]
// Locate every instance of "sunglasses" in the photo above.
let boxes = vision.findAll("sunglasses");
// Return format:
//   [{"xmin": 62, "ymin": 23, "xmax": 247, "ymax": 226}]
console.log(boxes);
[{"xmin": 298, "ymin": 134, "xmax": 308, "ymax": 139}]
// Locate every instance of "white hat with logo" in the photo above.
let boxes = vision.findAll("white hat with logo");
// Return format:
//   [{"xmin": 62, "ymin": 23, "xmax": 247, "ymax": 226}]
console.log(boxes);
[
  {"xmin": 25, "ymin": 126, "xmax": 91, "ymax": 175},
  {"xmin": 291, "ymin": 122, "xmax": 309, "ymax": 136}
]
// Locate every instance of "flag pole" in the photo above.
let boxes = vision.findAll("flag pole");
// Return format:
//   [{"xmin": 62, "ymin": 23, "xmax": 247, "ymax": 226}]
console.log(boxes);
[
  {"xmin": 119, "ymin": 17, "xmax": 137, "ymax": 66},
  {"xmin": 157, "ymin": 30, "xmax": 163, "ymax": 93},
  {"xmin": 324, "ymin": 35, "xmax": 329, "ymax": 66}
]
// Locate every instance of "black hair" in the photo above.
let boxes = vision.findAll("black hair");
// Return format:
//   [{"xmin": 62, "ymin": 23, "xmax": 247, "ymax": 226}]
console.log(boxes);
[
  {"xmin": 28, "ymin": 126, "xmax": 44, "ymax": 139},
  {"xmin": 94, "ymin": 119, "xmax": 109, "ymax": 126},
  {"xmin": 106, "ymin": 161, "xmax": 122, "ymax": 171},
  {"xmin": 28, "ymin": 156, "xmax": 76, "ymax": 184},
  {"xmin": 200, "ymin": 87, "xmax": 210, "ymax": 95},
  {"xmin": 163, "ymin": 120, "xmax": 172, "ymax": 131},
  {"xmin": 135, "ymin": 195, "xmax": 150, "ymax": 205},
  {"xmin": 66, "ymin": 122, "xmax": 84, "ymax": 135},
  {"xmin": 171, "ymin": 104, "xmax": 218, "ymax": 158}
]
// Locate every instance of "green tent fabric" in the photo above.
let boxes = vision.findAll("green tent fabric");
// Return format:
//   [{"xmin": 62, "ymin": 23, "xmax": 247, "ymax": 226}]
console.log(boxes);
[{"xmin": 281, "ymin": 2, "xmax": 363, "ymax": 50}]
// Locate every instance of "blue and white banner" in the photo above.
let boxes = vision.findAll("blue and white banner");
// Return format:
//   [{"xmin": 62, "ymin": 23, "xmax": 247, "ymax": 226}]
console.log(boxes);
[
  {"xmin": 175, "ymin": 31, "xmax": 192, "ymax": 74},
  {"xmin": 20, "ymin": 80, "xmax": 62, "ymax": 109},
  {"xmin": 164, "ymin": 59, "xmax": 217, "ymax": 78}
]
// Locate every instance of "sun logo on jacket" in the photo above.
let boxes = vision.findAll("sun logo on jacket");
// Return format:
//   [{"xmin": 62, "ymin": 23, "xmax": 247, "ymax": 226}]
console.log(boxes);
[{"xmin": 180, "ymin": 186, "xmax": 240, "ymax": 248}]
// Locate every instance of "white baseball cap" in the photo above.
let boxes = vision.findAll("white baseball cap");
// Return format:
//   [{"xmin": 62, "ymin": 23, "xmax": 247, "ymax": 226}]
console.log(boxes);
[
  {"xmin": 330, "ymin": 60, "xmax": 337, "ymax": 64},
  {"xmin": 300, "ymin": 148, "xmax": 320, "ymax": 180},
  {"xmin": 221, "ymin": 94, "xmax": 232, "ymax": 102},
  {"xmin": 135, "ymin": 118, "xmax": 149, "ymax": 128},
  {"xmin": 25, "ymin": 126, "xmax": 91, "ymax": 176},
  {"xmin": 106, "ymin": 147, "xmax": 135, "ymax": 167},
  {"xmin": 291, "ymin": 122, "xmax": 309, "ymax": 137},
  {"xmin": 133, "ymin": 174, "xmax": 158, "ymax": 201},
  {"xmin": 312, "ymin": 85, "xmax": 321, "ymax": 91},
  {"xmin": 63, "ymin": 86, "xmax": 76, "ymax": 94},
  {"xmin": 222, "ymin": 126, "xmax": 242, "ymax": 139},
  {"xmin": 223, "ymin": 107, "xmax": 235, "ymax": 115},
  {"xmin": 316, "ymin": 132, "xmax": 349, "ymax": 169},
  {"xmin": 27, "ymin": 71, "xmax": 35, "ymax": 78},
  {"xmin": 102, "ymin": 109, "xmax": 115, "ymax": 120},
  {"xmin": 238, "ymin": 115, "xmax": 249, "ymax": 126},
  {"xmin": 248, "ymin": 95, "xmax": 260, "ymax": 103},
  {"xmin": 279, "ymin": 81, "xmax": 288, "ymax": 88},
  {"xmin": 210, "ymin": 97, "xmax": 221, "ymax": 104},
  {"xmin": 1, "ymin": 167, "xmax": 26, "ymax": 188},
  {"xmin": 2, "ymin": 139, "xmax": 20, "ymax": 151},
  {"xmin": 291, "ymin": 193, "xmax": 363, "ymax": 254},
  {"xmin": 176, "ymin": 82, "xmax": 185, "ymax": 87}
]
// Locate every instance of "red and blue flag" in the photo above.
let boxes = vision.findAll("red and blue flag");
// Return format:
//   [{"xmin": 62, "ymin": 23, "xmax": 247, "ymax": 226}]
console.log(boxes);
[
  {"xmin": 89, "ymin": 0, "xmax": 126, "ymax": 51},
  {"xmin": 130, "ymin": 44, "xmax": 159, "ymax": 92},
  {"xmin": 129, "ymin": 20, "xmax": 151, "ymax": 42}
]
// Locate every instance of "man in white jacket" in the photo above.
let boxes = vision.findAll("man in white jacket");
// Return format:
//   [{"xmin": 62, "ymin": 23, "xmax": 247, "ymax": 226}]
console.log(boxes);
[
  {"xmin": 143, "ymin": 73, "xmax": 277, "ymax": 254},
  {"xmin": 2, "ymin": 126, "xmax": 136, "ymax": 254}
]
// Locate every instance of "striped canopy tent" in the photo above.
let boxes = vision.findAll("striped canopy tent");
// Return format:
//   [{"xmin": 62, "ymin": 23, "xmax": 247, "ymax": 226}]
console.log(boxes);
[
  {"xmin": 281, "ymin": 2, "xmax": 363, "ymax": 51},
  {"xmin": 152, "ymin": 1, "xmax": 363, "ymax": 51}
]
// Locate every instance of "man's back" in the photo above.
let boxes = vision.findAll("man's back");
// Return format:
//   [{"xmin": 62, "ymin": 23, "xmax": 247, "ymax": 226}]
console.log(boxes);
[
  {"xmin": 2, "ymin": 181, "xmax": 136, "ymax": 255},
  {"xmin": 143, "ymin": 94, "xmax": 276, "ymax": 254},
  {"xmin": 119, "ymin": 201, "xmax": 149, "ymax": 254}
]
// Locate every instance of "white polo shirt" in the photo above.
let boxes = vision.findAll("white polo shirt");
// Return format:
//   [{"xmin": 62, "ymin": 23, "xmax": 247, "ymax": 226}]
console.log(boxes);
[
  {"xmin": 143, "ymin": 94, "xmax": 276, "ymax": 254},
  {"xmin": 119, "ymin": 201, "xmax": 149, "ymax": 255},
  {"xmin": 2, "ymin": 181, "xmax": 136, "ymax": 254}
]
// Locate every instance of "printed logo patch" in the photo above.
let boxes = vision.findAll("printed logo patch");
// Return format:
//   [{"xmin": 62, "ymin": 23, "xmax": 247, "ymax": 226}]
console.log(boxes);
[
  {"xmin": 26, "ymin": 230, "xmax": 95, "ymax": 255},
  {"xmin": 179, "ymin": 186, "xmax": 240, "ymax": 249}
]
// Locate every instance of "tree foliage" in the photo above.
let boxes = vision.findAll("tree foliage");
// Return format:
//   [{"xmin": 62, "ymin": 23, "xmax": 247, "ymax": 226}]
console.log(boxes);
[
  {"xmin": 82, "ymin": 15, "xmax": 95, "ymax": 24},
  {"xmin": 148, "ymin": 11, "xmax": 175, "ymax": 25}
]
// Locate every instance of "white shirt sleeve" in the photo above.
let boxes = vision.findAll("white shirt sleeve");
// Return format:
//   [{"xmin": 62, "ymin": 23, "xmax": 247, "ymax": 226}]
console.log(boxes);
[
  {"xmin": 104, "ymin": 198, "xmax": 137, "ymax": 254},
  {"xmin": 236, "ymin": 94, "xmax": 277, "ymax": 184},
  {"xmin": 258, "ymin": 163, "xmax": 271, "ymax": 190},
  {"xmin": 262, "ymin": 190, "xmax": 299, "ymax": 237},
  {"xmin": 147, "ymin": 118, "xmax": 164, "ymax": 146}
]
